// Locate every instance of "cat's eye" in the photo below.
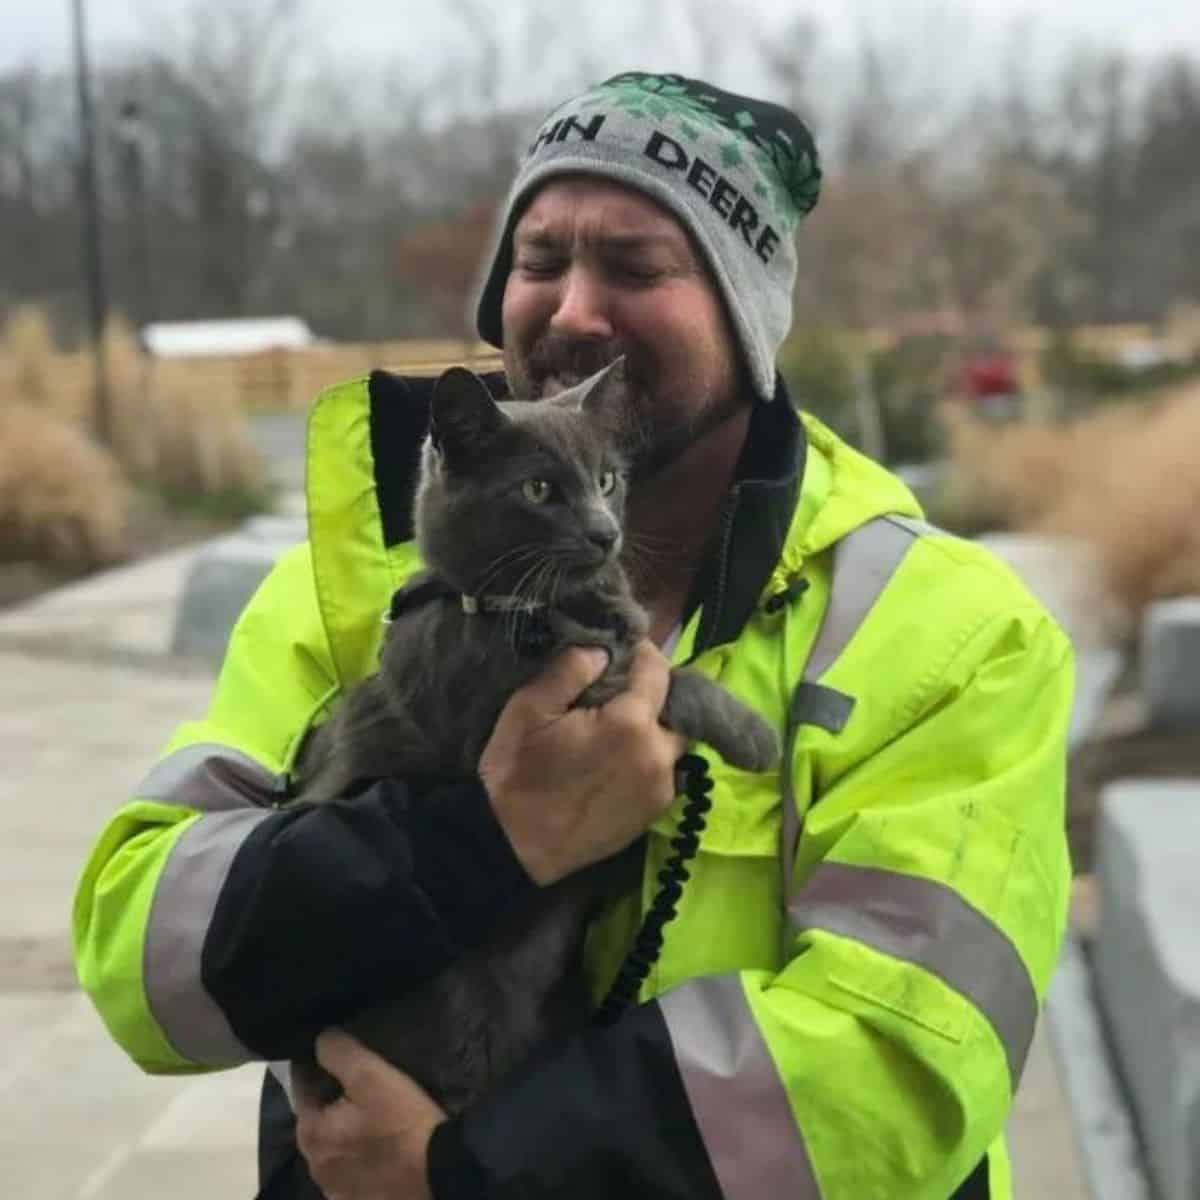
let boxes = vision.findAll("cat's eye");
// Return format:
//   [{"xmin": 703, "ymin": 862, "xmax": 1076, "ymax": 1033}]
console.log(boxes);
[
  {"xmin": 598, "ymin": 470, "xmax": 617, "ymax": 496},
  {"xmin": 522, "ymin": 478, "xmax": 553, "ymax": 504}
]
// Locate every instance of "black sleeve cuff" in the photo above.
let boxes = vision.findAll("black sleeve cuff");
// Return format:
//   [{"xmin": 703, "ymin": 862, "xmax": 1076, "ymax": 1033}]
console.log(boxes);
[
  {"xmin": 391, "ymin": 776, "xmax": 536, "ymax": 954},
  {"xmin": 203, "ymin": 775, "xmax": 535, "ymax": 1059},
  {"xmin": 432, "ymin": 1000, "xmax": 723, "ymax": 1200},
  {"xmin": 428, "ymin": 1117, "xmax": 488, "ymax": 1200}
]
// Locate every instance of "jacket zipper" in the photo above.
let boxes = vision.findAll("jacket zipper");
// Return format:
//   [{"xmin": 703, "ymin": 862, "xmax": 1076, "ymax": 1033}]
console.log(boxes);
[{"xmin": 699, "ymin": 485, "xmax": 740, "ymax": 657}]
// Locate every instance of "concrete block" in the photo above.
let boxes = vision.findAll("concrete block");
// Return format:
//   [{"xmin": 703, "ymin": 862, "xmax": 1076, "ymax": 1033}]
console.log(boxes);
[
  {"xmin": 1142, "ymin": 597, "xmax": 1200, "ymax": 731},
  {"xmin": 1095, "ymin": 780, "xmax": 1200, "ymax": 1200},
  {"xmin": 170, "ymin": 517, "xmax": 305, "ymax": 663}
]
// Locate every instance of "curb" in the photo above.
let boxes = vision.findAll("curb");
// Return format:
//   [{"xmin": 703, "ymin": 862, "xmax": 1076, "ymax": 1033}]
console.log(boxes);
[{"xmin": 1044, "ymin": 933, "xmax": 1153, "ymax": 1200}]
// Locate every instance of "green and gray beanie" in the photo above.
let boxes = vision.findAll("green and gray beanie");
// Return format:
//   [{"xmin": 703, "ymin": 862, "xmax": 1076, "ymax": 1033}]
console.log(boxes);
[{"xmin": 475, "ymin": 71, "xmax": 823, "ymax": 402}]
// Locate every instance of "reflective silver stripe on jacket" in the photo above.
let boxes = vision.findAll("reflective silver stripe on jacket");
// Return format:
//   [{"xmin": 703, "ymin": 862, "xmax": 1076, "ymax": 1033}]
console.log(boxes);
[
  {"xmin": 790, "ymin": 862, "xmax": 1037, "ymax": 1085},
  {"xmin": 660, "ymin": 974, "xmax": 822, "ymax": 1198},
  {"xmin": 135, "ymin": 742, "xmax": 284, "ymax": 812},
  {"xmin": 143, "ymin": 808, "xmax": 272, "ymax": 1065},
  {"xmin": 781, "ymin": 516, "xmax": 926, "ymax": 918},
  {"xmin": 802, "ymin": 516, "xmax": 928, "ymax": 681}
]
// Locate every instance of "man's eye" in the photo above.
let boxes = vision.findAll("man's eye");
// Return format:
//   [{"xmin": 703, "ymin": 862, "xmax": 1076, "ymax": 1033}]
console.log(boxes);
[
  {"xmin": 522, "ymin": 478, "xmax": 554, "ymax": 504},
  {"xmin": 616, "ymin": 265, "xmax": 663, "ymax": 284},
  {"xmin": 517, "ymin": 258, "xmax": 562, "ymax": 277}
]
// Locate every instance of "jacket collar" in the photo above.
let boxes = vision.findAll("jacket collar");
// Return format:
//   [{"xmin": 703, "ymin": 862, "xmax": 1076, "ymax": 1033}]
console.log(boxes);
[
  {"xmin": 305, "ymin": 368, "xmax": 919, "ymax": 684},
  {"xmin": 365, "ymin": 369, "xmax": 806, "ymax": 657},
  {"xmin": 685, "ymin": 375, "xmax": 806, "ymax": 657}
]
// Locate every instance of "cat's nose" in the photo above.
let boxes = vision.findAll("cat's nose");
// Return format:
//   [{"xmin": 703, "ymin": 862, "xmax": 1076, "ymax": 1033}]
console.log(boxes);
[{"xmin": 587, "ymin": 526, "xmax": 618, "ymax": 552}]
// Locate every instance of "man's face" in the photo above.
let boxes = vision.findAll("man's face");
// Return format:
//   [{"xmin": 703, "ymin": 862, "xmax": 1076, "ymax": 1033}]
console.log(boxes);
[{"xmin": 501, "ymin": 177, "xmax": 746, "ymax": 480}]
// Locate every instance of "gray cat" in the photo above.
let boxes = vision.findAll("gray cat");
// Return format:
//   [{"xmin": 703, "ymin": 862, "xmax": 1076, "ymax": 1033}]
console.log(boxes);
[{"xmin": 290, "ymin": 360, "xmax": 779, "ymax": 1112}]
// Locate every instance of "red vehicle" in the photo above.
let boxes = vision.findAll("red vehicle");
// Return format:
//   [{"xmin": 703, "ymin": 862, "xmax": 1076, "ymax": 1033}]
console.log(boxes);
[{"xmin": 961, "ymin": 346, "xmax": 1022, "ymax": 421}]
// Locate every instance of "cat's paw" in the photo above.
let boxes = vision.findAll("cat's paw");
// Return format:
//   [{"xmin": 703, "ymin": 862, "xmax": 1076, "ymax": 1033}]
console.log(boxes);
[
  {"xmin": 576, "ymin": 674, "xmax": 626, "ymax": 708},
  {"xmin": 726, "ymin": 715, "xmax": 781, "ymax": 773}
]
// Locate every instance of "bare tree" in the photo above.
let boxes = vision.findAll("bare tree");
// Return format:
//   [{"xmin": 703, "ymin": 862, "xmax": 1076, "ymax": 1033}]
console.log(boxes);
[
  {"xmin": 121, "ymin": 0, "xmax": 309, "ymax": 316},
  {"xmin": 928, "ymin": 154, "xmax": 1087, "ymax": 332},
  {"xmin": 1132, "ymin": 55, "xmax": 1200, "ymax": 315},
  {"xmin": 5, "ymin": 6, "xmax": 1200, "ymax": 350},
  {"xmin": 759, "ymin": 15, "xmax": 822, "ymax": 120},
  {"xmin": 665, "ymin": 0, "xmax": 756, "ymax": 84},
  {"xmin": 0, "ymin": 66, "xmax": 82, "ymax": 325}
]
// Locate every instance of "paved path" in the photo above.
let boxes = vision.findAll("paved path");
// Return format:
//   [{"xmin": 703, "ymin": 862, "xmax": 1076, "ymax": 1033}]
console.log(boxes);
[
  {"xmin": 0, "ymin": 647, "xmax": 262, "ymax": 1198},
  {"xmin": 0, "ymin": 514, "xmax": 1093, "ymax": 1197}
]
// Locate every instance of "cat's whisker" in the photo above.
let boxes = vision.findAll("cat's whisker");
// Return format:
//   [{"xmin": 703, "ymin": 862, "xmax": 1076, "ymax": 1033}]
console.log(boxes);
[
  {"xmin": 549, "ymin": 559, "xmax": 568, "ymax": 609},
  {"xmin": 474, "ymin": 543, "xmax": 544, "ymax": 594},
  {"xmin": 477, "ymin": 550, "xmax": 548, "ymax": 637},
  {"xmin": 621, "ymin": 532, "xmax": 694, "ymax": 582},
  {"xmin": 521, "ymin": 560, "xmax": 553, "ymax": 642},
  {"xmin": 506, "ymin": 570, "xmax": 543, "ymax": 646},
  {"xmin": 475, "ymin": 550, "xmax": 533, "ymax": 585},
  {"xmin": 511, "ymin": 552, "xmax": 550, "ymax": 605},
  {"xmin": 618, "ymin": 541, "xmax": 659, "ymax": 577},
  {"xmin": 623, "ymin": 530, "xmax": 682, "ymax": 553},
  {"xmin": 505, "ymin": 554, "xmax": 552, "ymax": 645}
]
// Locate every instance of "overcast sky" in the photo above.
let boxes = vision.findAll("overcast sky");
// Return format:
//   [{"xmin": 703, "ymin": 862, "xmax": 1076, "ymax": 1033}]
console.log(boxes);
[{"xmin": 6, "ymin": 0, "xmax": 1200, "ymax": 77}]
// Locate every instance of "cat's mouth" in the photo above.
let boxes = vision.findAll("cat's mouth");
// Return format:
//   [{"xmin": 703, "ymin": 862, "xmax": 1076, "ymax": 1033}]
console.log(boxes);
[
  {"xmin": 559, "ymin": 548, "xmax": 616, "ymax": 585},
  {"xmin": 537, "ymin": 372, "xmax": 584, "ymax": 397}
]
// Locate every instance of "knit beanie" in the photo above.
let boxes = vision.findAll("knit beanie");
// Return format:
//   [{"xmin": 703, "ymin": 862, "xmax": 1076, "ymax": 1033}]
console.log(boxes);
[{"xmin": 475, "ymin": 71, "xmax": 822, "ymax": 402}]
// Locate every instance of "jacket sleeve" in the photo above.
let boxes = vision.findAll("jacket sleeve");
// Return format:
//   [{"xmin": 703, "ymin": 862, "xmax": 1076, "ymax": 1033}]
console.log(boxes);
[
  {"xmin": 428, "ymin": 602, "xmax": 1074, "ymax": 1200},
  {"xmin": 72, "ymin": 543, "xmax": 533, "ymax": 1073}
]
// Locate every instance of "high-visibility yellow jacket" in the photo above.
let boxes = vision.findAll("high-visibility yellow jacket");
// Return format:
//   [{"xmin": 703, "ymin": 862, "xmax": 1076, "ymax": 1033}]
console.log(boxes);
[{"xmin": 73, "ymin": 370, "xmax": 1073, "ymax": 1199}]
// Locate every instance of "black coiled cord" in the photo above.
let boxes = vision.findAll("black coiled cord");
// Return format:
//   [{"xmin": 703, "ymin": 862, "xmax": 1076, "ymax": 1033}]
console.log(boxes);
[{"xmin": 592, "ymin": 752, "xmax": 713, "ymax": 1026}]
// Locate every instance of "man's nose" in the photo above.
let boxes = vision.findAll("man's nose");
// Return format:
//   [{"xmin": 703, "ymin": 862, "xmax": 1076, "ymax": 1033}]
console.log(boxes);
[{"xmin": 549, "ymin": 266, "xmax": 613, "ymax": 339}]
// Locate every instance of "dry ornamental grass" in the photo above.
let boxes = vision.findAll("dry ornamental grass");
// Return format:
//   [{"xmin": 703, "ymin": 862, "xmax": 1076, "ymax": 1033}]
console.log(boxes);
[
  {"xmin": 0, "ymin": 402, "xmax": 129, "ymax": 569},
  {"xmin": 946, "ymin": 383, "xmax": 1200, "ymax": 620},
  {"xmin": 0, "ymin": 307, "xmax": 267, "ymax": 578}
]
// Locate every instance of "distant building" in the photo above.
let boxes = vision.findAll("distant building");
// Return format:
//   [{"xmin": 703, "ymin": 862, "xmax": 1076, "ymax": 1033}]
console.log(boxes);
[{"xmin": 142, "ymin": 317, "xmax": 317, "ymax": 359}]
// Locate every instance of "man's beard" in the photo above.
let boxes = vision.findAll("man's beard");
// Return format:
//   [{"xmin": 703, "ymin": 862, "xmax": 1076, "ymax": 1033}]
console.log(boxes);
[
  {"xmin": 516, "ymin": 332, "xmax": 629, "ymax": 400},
  {"xmin": 625, "ymin": 389, "xmax": 745, "ymax": 482},
  {"xmin": 510, "ymin": 333, "xmax": 743, "ymax": 482}
]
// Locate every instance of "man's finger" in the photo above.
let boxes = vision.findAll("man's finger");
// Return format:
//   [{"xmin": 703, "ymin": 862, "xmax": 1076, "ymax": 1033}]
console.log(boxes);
[
  {"xmin": 508, "ymin": 646, "xmax": 609, "ymax": 723},
  {"xmin": 314, "ymin": 1029, "xmax": 393, "ymax": 1104},
  {"xmin": 296, "ymin": 1094, "xmax": 358, "ymax": 1153},
  {"xmin": 291, "ymin": 1062, "xmax": 333, "ymax": 1114},
  {"xmin": 615, "ymin": 639, "xmax": 673, "ymax": 716},
  {"xmin": 315, "ymin": 1029, "xmax": 443, "ymax": 1116}
]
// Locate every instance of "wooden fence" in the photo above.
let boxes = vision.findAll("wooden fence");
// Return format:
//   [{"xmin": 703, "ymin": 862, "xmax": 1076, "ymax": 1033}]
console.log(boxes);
[
  {"xmin": 4, "ymin": 326, "xmax": 1183, "ymax": 426},
  {"xmin": 3, "ymin": 339, "xmax": 505, "ymax": 426}
]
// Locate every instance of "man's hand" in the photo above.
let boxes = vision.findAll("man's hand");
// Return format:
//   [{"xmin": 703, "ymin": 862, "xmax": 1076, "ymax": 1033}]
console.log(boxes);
[
  {"xmin": 481, "ymin": 640, "xmax": 686, "ymax": 886},
  {"xmin": 295, "ymin": 1030, "xmax": 446, "ymax": 1200}
]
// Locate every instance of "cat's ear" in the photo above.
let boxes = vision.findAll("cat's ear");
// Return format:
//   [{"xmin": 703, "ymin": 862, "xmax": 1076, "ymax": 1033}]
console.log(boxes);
[
  {"xmin": 579, "ymin": 356, "xmax": 628, "ymax": 419},
  {"xmin": 430, "ymin": 367, "xmax": 507, "ymax": 463}
]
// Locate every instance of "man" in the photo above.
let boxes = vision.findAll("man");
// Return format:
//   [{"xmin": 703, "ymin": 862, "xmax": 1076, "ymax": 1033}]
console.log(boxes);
[{"xmin": 73, "ymin": 72, "xmax": 1073, "ymax": 1199}]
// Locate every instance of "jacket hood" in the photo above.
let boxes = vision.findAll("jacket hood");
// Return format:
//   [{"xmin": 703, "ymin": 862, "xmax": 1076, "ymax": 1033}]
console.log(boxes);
[{"xmin": 779, "ymin": 412, "xmax": 923, "ymax": 567}]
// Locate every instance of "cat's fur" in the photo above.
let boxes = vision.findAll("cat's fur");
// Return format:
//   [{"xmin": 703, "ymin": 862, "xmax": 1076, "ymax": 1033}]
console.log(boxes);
[{"xmin": 290, "ymin": 361, "xmax": 779, "ymax": 1112}]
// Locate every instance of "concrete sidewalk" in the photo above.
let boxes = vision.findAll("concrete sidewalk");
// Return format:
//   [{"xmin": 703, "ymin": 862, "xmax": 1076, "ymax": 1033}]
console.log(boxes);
[
  {"xmin": 0, "ymin": 643, "xmax": 262, "ymax": 1198},
  {"xmin": 0, "ymin": 539, "xmax": 1091, "ymax": 1199}
]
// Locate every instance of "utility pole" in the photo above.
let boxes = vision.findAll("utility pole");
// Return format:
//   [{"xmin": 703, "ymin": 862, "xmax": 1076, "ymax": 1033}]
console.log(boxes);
[
  {"xmin": 118, "ymin": 100, "xmax": 154, "ymax": 331},
  {"xmin": 70, "ymin": 0, "xmax": 112, "ymax": 446}
]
